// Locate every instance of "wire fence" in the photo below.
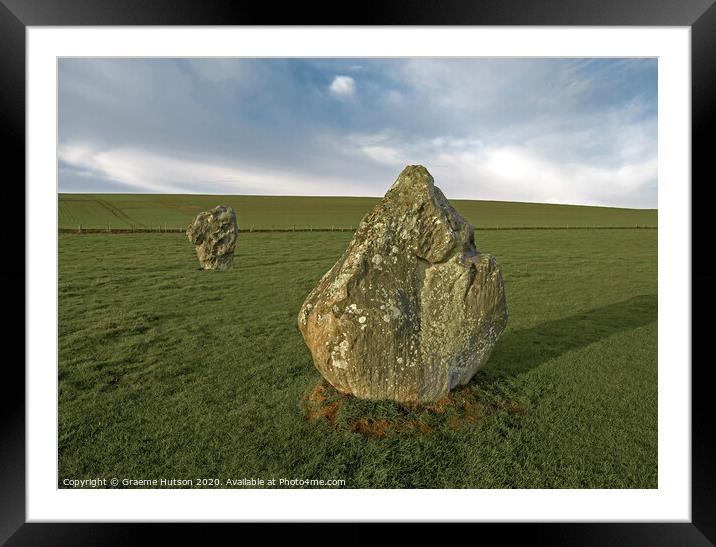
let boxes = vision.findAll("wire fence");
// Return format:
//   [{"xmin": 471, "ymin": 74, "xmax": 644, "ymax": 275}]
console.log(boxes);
[{"xmin": 59, "ymin": 224, "xmax": 658, "ymax": 234}]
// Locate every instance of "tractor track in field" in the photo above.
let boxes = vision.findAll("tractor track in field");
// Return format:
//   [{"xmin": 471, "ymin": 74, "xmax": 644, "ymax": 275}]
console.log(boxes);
[
  {"xmin": 93, "ymin": 198, "xmax": 145, "ymax": 228},
  {"xmin": 63, "ymin": 197, "xmax": 145, "ymax": 228}
]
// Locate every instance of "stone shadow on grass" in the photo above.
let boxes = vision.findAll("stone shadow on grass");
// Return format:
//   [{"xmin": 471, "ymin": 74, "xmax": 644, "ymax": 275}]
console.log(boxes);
[
  {"xmin": 482, "ymin": 294, "xmax": 657, "ymax": 382},
  {"xmin": 301, "ymin": 294, "xmax": 656, "ymax": 436}
]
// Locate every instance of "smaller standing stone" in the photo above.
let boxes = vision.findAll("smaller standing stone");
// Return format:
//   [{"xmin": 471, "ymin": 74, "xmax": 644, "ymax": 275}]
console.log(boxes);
[{"xmin": 186, "ymin": 205, "xmax": 238, "ymax": 270}]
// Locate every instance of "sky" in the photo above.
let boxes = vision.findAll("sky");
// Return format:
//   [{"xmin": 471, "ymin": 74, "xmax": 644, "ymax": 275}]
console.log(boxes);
[{"xmin": 58, "ymin": 58, "xmax": 657, "ymax": 208}]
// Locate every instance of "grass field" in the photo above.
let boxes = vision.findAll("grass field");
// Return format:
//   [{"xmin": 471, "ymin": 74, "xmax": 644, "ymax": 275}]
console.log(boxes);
[
  {"xmin": 58, "ymin": 226, "xmax": 657, "ymax": 488},
  {"xmin": 59, "ymin": 193, "xmax": 657, "ymax": 231}
]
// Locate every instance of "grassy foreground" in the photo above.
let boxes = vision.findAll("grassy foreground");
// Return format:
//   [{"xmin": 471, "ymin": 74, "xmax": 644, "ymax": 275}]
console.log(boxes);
[
  {"xmin": 59, "ymin": 193, "xmax": 657, "ymax": 231},
  {"xmin": 58, "ymin": 228, "xmax": 657, "ymax": 488}
]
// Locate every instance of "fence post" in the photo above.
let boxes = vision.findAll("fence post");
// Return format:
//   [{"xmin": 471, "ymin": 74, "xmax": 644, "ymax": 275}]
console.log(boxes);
[{"xmin": 78, "ymin": 224, "xmax": 82, "ymax": 234}]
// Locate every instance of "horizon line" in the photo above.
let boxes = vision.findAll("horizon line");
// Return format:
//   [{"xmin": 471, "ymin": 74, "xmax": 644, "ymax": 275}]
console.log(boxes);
[{"xmin": 57, "ymin": 192, "xmax": 658, "ymax": 211}]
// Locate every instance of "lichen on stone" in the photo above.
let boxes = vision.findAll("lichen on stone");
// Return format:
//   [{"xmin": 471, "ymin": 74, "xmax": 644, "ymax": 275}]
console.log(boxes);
[
  {"xmin": 297, "ymin": 165, "xmax": 508, "ymax": 403},
  {"xmin": 186, "ymin": 205, "xmax": 238, "ymax": 271}
]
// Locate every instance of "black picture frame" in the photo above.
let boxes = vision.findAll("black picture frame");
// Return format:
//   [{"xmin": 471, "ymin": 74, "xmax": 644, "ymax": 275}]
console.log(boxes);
[{"xmin": 3, "ymin": 1, "xmax": 713, "ymax": 544}]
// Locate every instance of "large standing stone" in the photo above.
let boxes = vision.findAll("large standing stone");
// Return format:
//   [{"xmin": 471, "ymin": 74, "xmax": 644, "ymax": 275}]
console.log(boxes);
[
  {"xmin": 298, "ymin": 165, "xmax": 508, "ymax": 403},
  {"xmin": 186, "ymin": 205, "xmax": 238, "ymax": 270}
]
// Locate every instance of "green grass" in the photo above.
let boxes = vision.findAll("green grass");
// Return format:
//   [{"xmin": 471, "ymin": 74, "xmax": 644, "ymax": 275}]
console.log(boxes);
[
  {"xmin": 58, "ymin": 228, "xmax": 657, "ymax": 488},
  {"xmin": 59, "ymin": 193, "xmax": 657, "ymax": 230}
]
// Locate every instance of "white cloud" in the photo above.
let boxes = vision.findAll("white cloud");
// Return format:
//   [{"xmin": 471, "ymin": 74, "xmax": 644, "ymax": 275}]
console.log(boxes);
[
  {"xmin": 346, "ymin": 132, "xmax": 406, "ymax": 166},
  {"xmin": 59, "ymin": 131, "xmax": 656, "ymax": 207},
  {"xmin": 59, "ymin": 58, "xmax": 657, "ymax": 207},
  {"xmin": 345, "ymin": 133, "xmax": 656, "ymax": 208},
  {"xmin": 329, "ymin": 75, "xmax": 355, "ymax": 97},
  {"xmin": 58, "ymin": 142, "xmax": 373, "ymax": 196},
  {"xmin": 360, "ymin": 146, "xmax": 406, "ymax": 166}
]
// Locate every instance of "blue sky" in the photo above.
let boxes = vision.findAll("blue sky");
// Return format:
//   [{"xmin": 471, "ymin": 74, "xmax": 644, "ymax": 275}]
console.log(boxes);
[{"xmin": 58, "ymin": 58, "xmax": 657, "ymax": 208}]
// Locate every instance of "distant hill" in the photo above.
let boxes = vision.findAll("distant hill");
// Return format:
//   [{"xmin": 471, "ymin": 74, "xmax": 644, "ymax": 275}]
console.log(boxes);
[{"xmin": 58, "ymin": 194, "xmax": 657, "ymax": 231}]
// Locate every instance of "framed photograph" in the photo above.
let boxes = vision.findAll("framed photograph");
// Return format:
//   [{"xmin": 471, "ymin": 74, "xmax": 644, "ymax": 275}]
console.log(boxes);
[{"xmin": 5, "ymin": 0, "xmax": 714, "ymax": 544}]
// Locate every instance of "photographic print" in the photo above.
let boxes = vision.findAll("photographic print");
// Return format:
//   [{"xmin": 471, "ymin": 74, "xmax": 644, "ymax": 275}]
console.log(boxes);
[{"xmin": 57, "ymin": 57, "xmax": 657, "ymax": 490}]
